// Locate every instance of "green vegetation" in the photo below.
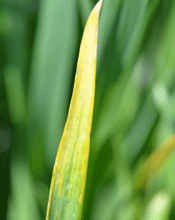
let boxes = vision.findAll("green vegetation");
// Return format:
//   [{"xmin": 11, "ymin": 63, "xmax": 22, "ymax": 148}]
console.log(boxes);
[
  {"xmin": 46, "ymin": 1, "xmax": 103, "ymax": 219},
  {"xmin": 1, "ymin": 0, "xmax": 175, "ymax": 219}
]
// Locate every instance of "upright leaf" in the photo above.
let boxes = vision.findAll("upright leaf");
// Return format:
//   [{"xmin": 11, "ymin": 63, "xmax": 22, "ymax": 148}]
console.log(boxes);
[
  {"xmin": 46, "ymin": 1, "xmax": 103, "ymax": 219},
  {"xmin": 28, "ymin": 0, "xmax": 78, "ymax": 174}
]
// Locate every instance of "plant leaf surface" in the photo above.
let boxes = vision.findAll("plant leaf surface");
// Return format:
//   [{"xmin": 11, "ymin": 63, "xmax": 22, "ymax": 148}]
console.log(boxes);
[
  {"xmin": 133, "ymin": 135, "xmax": 175, "ymax": 190},
  {"xmin": 46, "ymin": 1, "xmax": 103, "ymax": 219}
]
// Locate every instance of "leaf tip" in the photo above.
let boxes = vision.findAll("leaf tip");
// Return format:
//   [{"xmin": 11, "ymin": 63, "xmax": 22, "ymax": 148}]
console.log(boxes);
[{"xmin": 96, "ymin": 0, "xmax": 103, "ymax": 14}]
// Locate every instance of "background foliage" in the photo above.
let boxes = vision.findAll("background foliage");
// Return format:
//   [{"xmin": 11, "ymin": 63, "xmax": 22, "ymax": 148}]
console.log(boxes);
[{"xmin": 1, "ymin": 0, "xmax": 175, "ymax": 219}]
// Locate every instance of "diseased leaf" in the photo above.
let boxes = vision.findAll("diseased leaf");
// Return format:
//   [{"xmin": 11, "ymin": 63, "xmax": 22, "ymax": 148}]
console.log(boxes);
[{"xmin": 46, "ymin": 1, "xmax": 103, "ymax": 219}]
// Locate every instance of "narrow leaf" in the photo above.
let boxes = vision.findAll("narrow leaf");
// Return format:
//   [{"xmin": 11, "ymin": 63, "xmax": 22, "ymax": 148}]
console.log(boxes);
[
  {"xmin": 28, "ymin": 0, "xmax": 78, "ymax": 171},
  {"xmin": 133, "ymin": 135, "xmax": 175, "ymax": 190},
  {"xmin": 46, "ymin": 1, "xmax": 103, "ymax": 219}
]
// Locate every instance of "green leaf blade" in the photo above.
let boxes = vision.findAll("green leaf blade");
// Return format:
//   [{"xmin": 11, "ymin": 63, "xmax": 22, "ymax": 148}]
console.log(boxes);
[{"xmin": 46, "ymin": 1, "xmax": 103, "ymax": 219}]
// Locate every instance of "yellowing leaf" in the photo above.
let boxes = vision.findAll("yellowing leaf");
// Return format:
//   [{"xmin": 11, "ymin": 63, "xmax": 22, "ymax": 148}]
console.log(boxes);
[
  {"xmin": 133, "ymin": 134, "xmax": 175, "ymax": 190},
  {"xmin": 46, "ymin": 1, "xmax": 103, "ymax": 219}
]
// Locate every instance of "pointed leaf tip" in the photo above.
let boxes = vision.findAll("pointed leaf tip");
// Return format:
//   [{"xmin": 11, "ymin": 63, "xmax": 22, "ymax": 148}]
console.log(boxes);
[
  {"xmin": 96, "ymin": 0, "xmax": 103, "ymax": 14},
  {"xmin": 46, "ymin": 0, "xmax": 103, "ymax": 219}
]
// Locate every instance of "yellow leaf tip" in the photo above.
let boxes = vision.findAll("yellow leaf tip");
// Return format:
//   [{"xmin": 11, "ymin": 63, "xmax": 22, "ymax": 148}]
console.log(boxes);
[{"xmin": 96, "ymin": 0, "xmax": 103, "ymax": 14}]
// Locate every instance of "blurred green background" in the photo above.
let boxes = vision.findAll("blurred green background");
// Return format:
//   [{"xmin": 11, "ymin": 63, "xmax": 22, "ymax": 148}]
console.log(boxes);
[{"xmin": 1, "ymin": 0, "xmax": 175, "ymax": 219}]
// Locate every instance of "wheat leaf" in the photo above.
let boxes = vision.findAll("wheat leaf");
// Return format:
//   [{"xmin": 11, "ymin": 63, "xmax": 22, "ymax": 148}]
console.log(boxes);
[{"xmin": 46, "ymin": 1, "xmax": 103, "ymax": 219}]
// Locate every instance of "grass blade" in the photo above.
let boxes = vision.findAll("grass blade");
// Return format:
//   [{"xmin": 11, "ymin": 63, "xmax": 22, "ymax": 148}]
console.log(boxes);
[
  {"xmin": 46, "ymin": 1, "xmax": 103, "ymax": 219},
  {"xmin": 7, "ymin": 159, "xmax": 40, "ymax": 220},
  {"xmin": 133, "ymin": 135, "xmax": 175, "ymax": 190},
  {"xmin": 28, "ymin": 0, "xmax": 79, "ymax": 172}
]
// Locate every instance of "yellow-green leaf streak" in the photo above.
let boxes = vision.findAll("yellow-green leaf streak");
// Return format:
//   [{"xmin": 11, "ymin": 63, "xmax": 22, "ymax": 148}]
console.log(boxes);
[
  {"xmin": 133, "ymin": 134, "xmax": 175, "ymax": 191},
  {"xmin": 46, "ymin": 1, "xmax": 103, "ymax": 219}
]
